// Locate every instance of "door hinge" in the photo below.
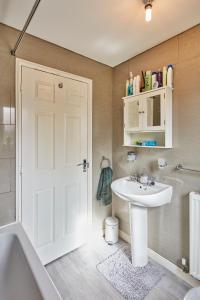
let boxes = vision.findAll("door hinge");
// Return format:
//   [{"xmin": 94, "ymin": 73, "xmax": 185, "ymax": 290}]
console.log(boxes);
[{"xmin": 164, "ymin": 93, "xmax": 166, "ymax": 99}]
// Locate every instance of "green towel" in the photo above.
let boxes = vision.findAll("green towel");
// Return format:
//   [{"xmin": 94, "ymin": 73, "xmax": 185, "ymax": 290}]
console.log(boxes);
[{"xmin": 96, "ymin": 167, "xmax": 113, "ymax": 206}]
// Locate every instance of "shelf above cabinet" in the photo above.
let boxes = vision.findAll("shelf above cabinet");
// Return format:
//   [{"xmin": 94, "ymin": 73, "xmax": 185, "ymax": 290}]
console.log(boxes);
[
  {"xmin": 125, "ymin": 129, "xmax": 165, "ymax": 133},
  {"xmin": 122, "ymin": 86, "xmax": 173, "ymax": 100},
  {"xmin": 123, "ymin": 144, "xmax": 170, "ymax": 149}
]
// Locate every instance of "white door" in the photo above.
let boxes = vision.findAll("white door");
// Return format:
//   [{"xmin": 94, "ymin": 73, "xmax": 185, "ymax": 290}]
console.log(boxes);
[{"xmin": 20, "ymin": 66, "xmax": 90, "ymax": 264}]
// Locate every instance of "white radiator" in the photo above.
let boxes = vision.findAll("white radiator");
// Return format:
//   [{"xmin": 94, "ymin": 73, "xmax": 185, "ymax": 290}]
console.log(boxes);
[{"xmin": 189, "ymin": 192, "xmax": 200, "ymax": 280}]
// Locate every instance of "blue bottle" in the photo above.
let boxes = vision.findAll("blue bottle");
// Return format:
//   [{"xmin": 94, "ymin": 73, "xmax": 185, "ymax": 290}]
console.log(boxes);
[{"xmin": 128, "ymin": 72, "xmax": 134, "ymax": 96}]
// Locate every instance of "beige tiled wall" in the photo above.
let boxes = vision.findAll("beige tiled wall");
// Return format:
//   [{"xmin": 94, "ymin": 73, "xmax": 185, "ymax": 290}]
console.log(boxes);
[
  {"xmin": 112, "ymin": 24, "xmax": 200, "ymax": 265},
  {"xmin": 0, "ymin": 23, "xmax": 113, "ymax": 232},
  {"xmin": 0, "ymin": 26, "xmax": 16, "ymax": 225}
]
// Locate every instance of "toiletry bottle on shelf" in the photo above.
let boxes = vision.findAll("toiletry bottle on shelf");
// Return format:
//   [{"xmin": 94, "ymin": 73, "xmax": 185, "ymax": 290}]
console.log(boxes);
[
  {"xmin": 163, "ymin": 66, "xmax": 167, "ymax": 86},
  {"xmin": 152, "ymin": 72, "xmax": 158, "ymax": 89},
  {"xmin": 145, "ymin": 70, "xmax": 152, "ymax": 91},
  {"xmin": 125, "ymin": 80, "xmax": 129, "ymax": 96},
  {"xmin": 128, "ymin": 72, "xmax": 133, "ymax": 96},
  {"xmin": 141, "ymin": 71, "xmax": 145, "ymax": 92},
  {"xmin": 133, "ymin": 76, "xmax": 136, "ymax": 95},
  {"xmin": 157, "ymin": 69, "xmax": 163, "ymax": 87},
  {"xmin": 135, "ymin": 75, "xmax": 141, "ymax": 94},
  {"xmin": 167, "ymin": 65, "xmax": 173, "ymax": 88}
]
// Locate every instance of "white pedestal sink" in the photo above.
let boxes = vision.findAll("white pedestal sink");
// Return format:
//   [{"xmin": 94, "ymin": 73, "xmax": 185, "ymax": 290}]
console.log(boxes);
[{"xmin": 111, "ymin": 177, "xmax": 173, "ymax": 267}]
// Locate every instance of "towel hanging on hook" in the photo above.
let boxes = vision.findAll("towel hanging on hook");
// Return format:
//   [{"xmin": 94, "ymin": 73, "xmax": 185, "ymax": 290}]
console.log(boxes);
[{"xmin": 97, "ymin": 156, "xmax": 113, "ymax": 205}]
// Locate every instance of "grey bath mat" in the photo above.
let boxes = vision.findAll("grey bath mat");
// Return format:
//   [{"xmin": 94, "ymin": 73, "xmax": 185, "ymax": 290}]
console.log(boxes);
[{"xmin": 97, "ymin": 245, "xmax": 164, "ymax": 300}]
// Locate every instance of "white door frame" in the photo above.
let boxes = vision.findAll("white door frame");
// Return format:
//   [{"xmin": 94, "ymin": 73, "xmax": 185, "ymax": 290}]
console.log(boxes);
[{"xmin": 15, "ymin": 58, "xmax": 92, "ymax": 231}]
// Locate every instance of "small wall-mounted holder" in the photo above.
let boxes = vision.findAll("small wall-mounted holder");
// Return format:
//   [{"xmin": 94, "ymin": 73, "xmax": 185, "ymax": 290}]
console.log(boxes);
[
  {"xmin": 100, "ymin": 156, "xmax": 111, "ymax": 169},
  {"xmin": 158, "ymin": 158, "xmax": 168, "ymax": 169},
  {"xmin": 127, "ymin": 151, "xmax": 137, "ymax": 162}
]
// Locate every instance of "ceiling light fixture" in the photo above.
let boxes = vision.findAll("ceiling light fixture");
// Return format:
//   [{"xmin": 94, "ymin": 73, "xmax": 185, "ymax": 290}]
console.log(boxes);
[{"xmin": 144, "ymin": 0, "xmax": 153, "ymax": 22}]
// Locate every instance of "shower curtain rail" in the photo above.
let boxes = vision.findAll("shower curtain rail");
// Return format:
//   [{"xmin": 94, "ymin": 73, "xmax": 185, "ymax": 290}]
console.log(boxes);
[{"xmin": 10, "ymin": 0, "xmax": 41, "ymax": 56}]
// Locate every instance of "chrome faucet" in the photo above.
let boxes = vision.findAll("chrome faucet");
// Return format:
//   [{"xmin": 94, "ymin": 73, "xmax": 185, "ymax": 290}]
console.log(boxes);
[
  {"xmin": 129, "ymin": 174, "xmax": 139, "ymax": 182},
  {"xmin": 128, "ymin": 174, "xmax": 155, "ymax": 186}
]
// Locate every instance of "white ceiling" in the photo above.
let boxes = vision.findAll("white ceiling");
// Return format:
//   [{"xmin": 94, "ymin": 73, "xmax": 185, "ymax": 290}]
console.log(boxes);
[{"xmin": 0, "ymin": 0, "xmax": 200, "ymax": 67}]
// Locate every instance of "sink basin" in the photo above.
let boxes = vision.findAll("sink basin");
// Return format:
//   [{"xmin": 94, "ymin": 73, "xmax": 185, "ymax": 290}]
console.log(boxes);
[
  {"xmin": 111, "ymin": 176, "xmax": 173, "ymax": 267},
  {"xmin": 111, "ymin": 177, "xmax": 173, "ymax": 207}
]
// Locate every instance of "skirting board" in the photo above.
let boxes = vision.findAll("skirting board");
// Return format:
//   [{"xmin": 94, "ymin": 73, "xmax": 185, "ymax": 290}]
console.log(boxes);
[{"xmin": 119, "ymin": 230, "xmax": 200, "ymax": 288}]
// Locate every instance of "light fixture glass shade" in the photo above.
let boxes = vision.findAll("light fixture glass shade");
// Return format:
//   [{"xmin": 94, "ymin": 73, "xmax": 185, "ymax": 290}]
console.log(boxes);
[{"xmin": 145, "ymin": 4, "xmax": 152, "ymax": 22}]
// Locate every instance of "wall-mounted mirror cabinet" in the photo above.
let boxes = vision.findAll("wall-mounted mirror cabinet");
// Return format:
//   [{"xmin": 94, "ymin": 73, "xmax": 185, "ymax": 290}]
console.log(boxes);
[{"xmin": 123, "ymin": 87, "xmax": 172, "ymax": 148}]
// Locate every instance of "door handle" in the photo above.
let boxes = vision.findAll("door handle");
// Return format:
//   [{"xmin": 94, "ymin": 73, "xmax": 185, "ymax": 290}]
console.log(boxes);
[{"xmin": 76, "ymin": 159, "xmax": 89, "ymax": 172}]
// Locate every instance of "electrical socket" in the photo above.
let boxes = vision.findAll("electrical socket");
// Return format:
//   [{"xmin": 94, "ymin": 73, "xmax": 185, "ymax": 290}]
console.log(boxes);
[{"xmin": 177, "ymin": 257, "xmax": 189, "ymax": 273}]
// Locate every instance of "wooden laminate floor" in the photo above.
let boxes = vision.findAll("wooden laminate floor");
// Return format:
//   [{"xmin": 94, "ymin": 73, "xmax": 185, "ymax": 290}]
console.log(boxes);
[{"xmin": 46, "ymin": 239, "xmax": 191, "ymax": 300}]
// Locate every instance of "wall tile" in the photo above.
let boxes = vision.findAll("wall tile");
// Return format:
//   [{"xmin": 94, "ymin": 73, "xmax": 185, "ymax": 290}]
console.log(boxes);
[
  {"xmin": 10, "ymin": 158, "xmax": 16, "ymax": 192},
  {"xmin": 0, "ymin": 192, "xmax": 15, "ymax": 226},
  {"xmin": 0, "ymin": 50, "xmax": 15, "ymax": 125},
  {"xmin": 128, "ymin": 37, "xmax": 179, "ymax": 76},
  {"xmin": 0, "ymin": 93, "xmax": 11, "ymax": 125},
  {"xmin": 179, "ymin": 25, "xmax": 200, "ymax": 62},
  {"xmin": 0, "ymin": 159, "xmax": 11, "ymax": 194},
  {"xmin": 0, "ymin": 125, "xmax": 15, "ymax": 158}
]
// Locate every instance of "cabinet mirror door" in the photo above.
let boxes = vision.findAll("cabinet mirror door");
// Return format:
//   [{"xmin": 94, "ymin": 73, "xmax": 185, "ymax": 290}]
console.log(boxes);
[
  {"xmin": 124, "ymin": 98, "xmax": 141, "ymax": 130},
  {"xmin": 144, "ymin": 93, "xmax": 165, "ymax": 130}
]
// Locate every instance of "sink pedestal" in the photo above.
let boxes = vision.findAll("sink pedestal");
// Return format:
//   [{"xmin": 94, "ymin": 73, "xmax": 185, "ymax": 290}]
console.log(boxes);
[
  {"xmin": 111, "ymin": 176, "xmax": 173, "ymax": 267},
  {"xmin": 129, "ymin": 204, "xmax": 148, "ymax": 267}
]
